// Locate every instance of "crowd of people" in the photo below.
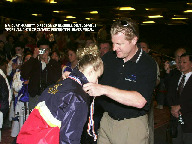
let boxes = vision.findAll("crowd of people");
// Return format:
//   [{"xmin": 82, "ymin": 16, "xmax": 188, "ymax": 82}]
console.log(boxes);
[{"xmin": 0, "ymin": 17, "xmax": 191, "ymax": 144}]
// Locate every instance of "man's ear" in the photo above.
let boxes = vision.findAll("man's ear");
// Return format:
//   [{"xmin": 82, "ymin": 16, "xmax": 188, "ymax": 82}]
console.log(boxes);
[{"xmin": 132, "ymin": 37, "xmax": 138, "ymax": 45}]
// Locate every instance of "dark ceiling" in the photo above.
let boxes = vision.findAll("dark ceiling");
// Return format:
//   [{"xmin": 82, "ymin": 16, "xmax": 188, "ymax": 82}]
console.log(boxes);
[{"xmin": 1, "ymin": 0, "xmax": 192, "ymax": 25}]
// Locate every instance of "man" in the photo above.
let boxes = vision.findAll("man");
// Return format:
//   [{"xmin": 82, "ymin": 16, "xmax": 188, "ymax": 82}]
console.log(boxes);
[
  {"xmin": 165, "ymin": 48, "xmax": 186, "ymax": 98},
  {"xmin": 99, "ymin": 41, "xmax": 111, "ymax": 57},
  {"xmin": 140, "ymin": 41, "xmax": 150, "ymax": 54},
  {"xmin": 83, "ymin": 18, "xmax": 157, "ymax": 144},
  {"xmin": 165, "ymin": 48, "xmax": 186, "ymax": 141},
  {"xmin": 21, "ymin": 39, "xmax": 62, "ymax": 110},
  {"xmin": 168, "ymin": 53, "xmax": 192, "ymax": 144},
  {"xmin": 165, "ymin": 48, "xmax": 186, "ymax": 75}
]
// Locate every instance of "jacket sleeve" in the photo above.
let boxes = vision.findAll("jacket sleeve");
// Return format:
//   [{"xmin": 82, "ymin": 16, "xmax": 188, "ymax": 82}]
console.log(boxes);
[
  {"xmin": 58, "ymin": 93, "xmax": 88, "ymax": 144},
  {"xmin": 20, "ymin": 57, "xmax": 37, "ymax": 80}
]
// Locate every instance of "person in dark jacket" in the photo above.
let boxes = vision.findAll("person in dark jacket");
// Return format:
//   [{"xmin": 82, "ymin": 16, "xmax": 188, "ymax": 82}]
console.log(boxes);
[
  {"xmin": 16, "ymin": 45, "xmax": 103, "ymax": 144},
  {"xmin": 167, "ymin": 53, "xmax": 192, "ymax": 144},
  {"xmin": 20, "ymin": 39, "xmax": 62, "ymax": 110},
  {"xmin": 0, "ymin": 58, "xmax": 10, "ymax": 117}
]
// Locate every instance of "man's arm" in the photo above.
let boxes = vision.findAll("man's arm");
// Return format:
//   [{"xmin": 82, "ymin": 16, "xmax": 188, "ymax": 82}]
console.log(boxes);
[{"xmin": 83, "ymin": 83, "xmax": 147, "ymax": 109}]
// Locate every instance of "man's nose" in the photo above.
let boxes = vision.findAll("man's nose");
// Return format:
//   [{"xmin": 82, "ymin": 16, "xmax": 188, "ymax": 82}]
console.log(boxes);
[{"xmin": 113, "ymin": 45, "xmax": 117, "ymax": 51}]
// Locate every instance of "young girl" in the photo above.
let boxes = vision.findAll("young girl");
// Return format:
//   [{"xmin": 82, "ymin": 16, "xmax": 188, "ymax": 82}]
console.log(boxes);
[
  {"xmin": 16, "ymin": 45, "xmax": 103, "ymax": 144},
  {"xmin": 62, "ymin": 43, "xmax": 79, "ymax": 73}
]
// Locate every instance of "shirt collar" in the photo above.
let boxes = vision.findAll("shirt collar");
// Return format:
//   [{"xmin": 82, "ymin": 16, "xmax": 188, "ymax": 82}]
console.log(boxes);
[
  {"xmin": 129, "ymin": 47, "xmax": 143, "ymax": 63},
  {"xmin": 179, "ymin": 72, "xmax": 192, "ymax": 86},
  {"xmin": 69, "ymin": 68, "xmax": 89, "ymax": 86},
  {"xmin": 183, "ymin": 71, "xmax": 192, "ymax": 80}
]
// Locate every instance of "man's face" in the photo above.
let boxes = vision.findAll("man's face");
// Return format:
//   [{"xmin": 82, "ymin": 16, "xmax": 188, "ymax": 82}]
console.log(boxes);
[
  {"xmin": 39, "ymin": 45, "xmax": 50, "ymax": 57},
  {"xmin": 15, "ymin": 47, "xmax": 23, "ymax": 55},
  {"xmin": 100, "ymin": 43, "xmax": 110, "ymax": 57},
  {"xmin": 180, "ymin": 56, "xmax": 192, "ymax": 74},
  {"xmin": 112, "ymin": 32, "xmax": 137, "ymax": 62},
  {"xmin": 140, "ymin": 42, "xmax": 149, "ymax": 53},
  {"xmin": 175, "ymin": 49, "xmax": 186, "ymax": 70}
]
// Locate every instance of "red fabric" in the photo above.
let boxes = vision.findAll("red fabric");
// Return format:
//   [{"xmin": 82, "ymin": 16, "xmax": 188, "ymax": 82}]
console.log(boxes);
[{"xmin": 17, "ymin": 109, "xmax": 60, "ymax": 144}]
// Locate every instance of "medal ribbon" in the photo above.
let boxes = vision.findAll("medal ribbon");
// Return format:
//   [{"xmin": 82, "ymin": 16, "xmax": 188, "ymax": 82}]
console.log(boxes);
[{"xmin": 87, "ymin": 97, "xmax": 97, "ymax": 141}]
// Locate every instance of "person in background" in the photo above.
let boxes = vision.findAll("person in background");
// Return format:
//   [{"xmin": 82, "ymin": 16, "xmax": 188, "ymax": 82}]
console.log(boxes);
[
  {"xmin": 164, "ymin": 48, "xmax": 187, "ymax": 97},
  {"xmin": 83, "ymin": 18, "xmax": 157, "ymax": 144},
  {"xmin": 167, "ymin": 53, "xmax": 192, "ymax": 144},
  {"xmin": 165, "ymin": 48, "xmax": 187, "ymax": 141},
  {"xmin": 0, "ymin": 58, "xmax": 10, "ymax": 118},
  {"xmin": 62, "ymin": 42, "xmax": 78, "ymax": 73},
  {"xmin": 11, "ymin": 53, "xmax": 32, "ymax": 137},
  {"xmin": 7, "ymin": 43, "xmax": 24, "ymax": 80},
  {"xmin": 20, "ymin": 39, "xmax": 62, "ymax": 111},
  {"xmin": 25, "ymin": 33, "xmax": 36, "ymax": 53},
  {"xmin": 164, "ymin": 48, "xmax": 186, "ymax": 79},
  {"xmin": 99, "ymin": 41, "xmax": 112, "ymax": 57},
  {"xmin": 4, "ymin": 35, "xmax": 15, "ymax": 61},
  {"xmin": 17, "ymin": 45, "xmax": 104, "ymax": 144},
  {"xmin": 0, "ymin": 40, "xmax": 5, "ymax": 59},
  {"xmin": 0, "ymin": 29, "xmax": 8, "ymax": 43},
  {"xmin": 51, "ymin": 50, "xmax": 60, "ymax": 62}
]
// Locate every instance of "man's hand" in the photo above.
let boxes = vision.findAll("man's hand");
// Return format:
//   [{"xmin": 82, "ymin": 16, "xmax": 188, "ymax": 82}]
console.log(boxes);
[
  {"xmin": 83, "ymin": 83, "xmax": 104, "ymax": 97},
  {"xmin": 171, "ymin": 105, "xmax": 181, "ymax": 118}
]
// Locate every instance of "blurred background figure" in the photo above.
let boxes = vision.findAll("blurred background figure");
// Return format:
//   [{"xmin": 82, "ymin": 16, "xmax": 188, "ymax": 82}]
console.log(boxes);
[
  {"xmin": 51, "ymin": 50, "xmax": 60, "ymax": 62},
  {"xmin": 62, "ymin": 42, "xmax": 78, "ymax": 73},
  {"xmin": 99, "ymin": 41, "xmax": 112, "ymax": 57},
  {"xmin": 97, "ymin": 25, "xmax": 107, "ymax": 42},
  {"xmin": 0, "ymin": 40, "xmax": 5, "ymax": 59},
  {"xmin": 7, "ymin": 43, "xmax": 24, "ymax": 82},
  {"xmin": 0, "ymin": 58, "xmax": 10, "ymax": 119}
]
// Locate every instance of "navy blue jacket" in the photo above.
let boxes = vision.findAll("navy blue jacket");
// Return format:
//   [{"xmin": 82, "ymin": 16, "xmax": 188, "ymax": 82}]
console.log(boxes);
[{"xmin": 38, "ymin": 68, "xmax": 90, "ymax": 144}]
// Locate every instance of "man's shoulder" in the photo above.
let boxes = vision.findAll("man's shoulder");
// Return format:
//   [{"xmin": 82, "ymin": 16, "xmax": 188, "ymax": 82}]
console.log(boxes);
[{"xmin": 140, "ymin": 52, "xmax": 156, "ymax": 66}]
